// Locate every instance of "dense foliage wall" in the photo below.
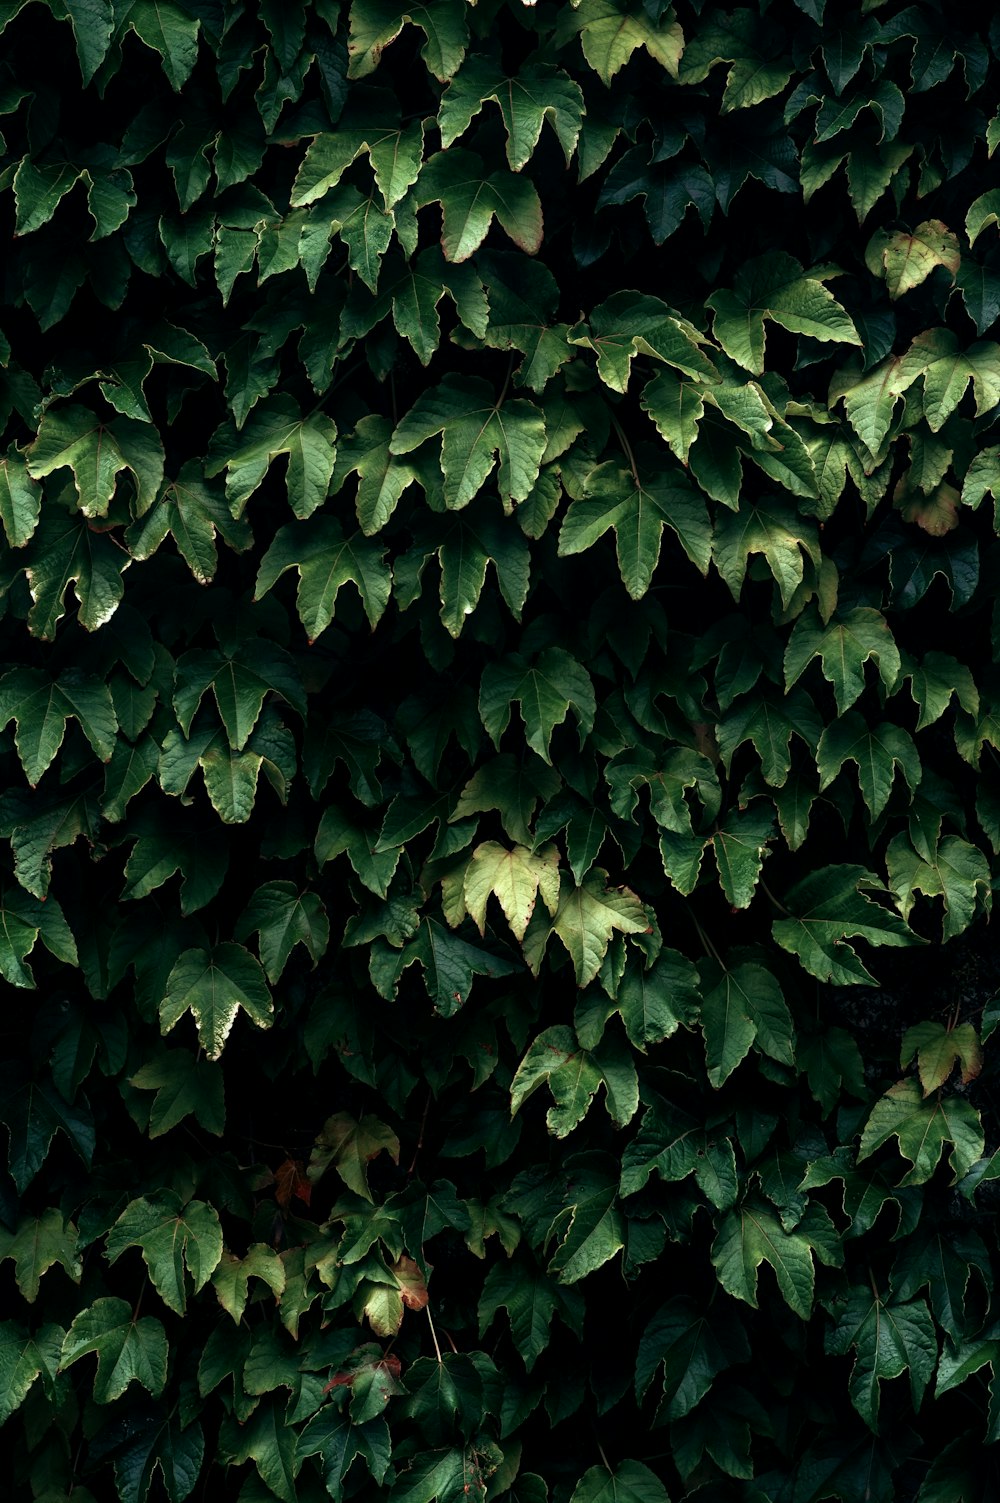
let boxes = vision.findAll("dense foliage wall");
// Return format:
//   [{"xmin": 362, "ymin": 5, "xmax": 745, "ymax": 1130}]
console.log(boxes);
[{"xmin": 5, "ymin": 0, "xmax": 1000, "ymax": 1498}]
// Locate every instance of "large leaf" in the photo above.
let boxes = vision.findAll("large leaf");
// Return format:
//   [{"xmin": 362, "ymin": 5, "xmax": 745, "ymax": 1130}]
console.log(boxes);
[
  {"xmin": 707, "ymin": 253, "xmax": 860, "ymax": 374},
  {"xmin": 415, "ymin": 149, "xmax": 543, "ymax": 262},
  {"xmin": 772, "ymin": 865, "xmax": 920, "ymax": 985},
  {"xmin": 440, "ymin": 59, "xmax": 584, "ymax": 170},
  {"xmin": 711, "ymin": 1198, "xmax": 839, "ymax": 1319},
  {"xmin": 158, "ymin": 943, "xmax": 273, "ymax": 1060},
  {"xmin": 105, "ymin": 1192, "xmax": 223, "ymax": 1314},
  {"xmin": 858, "ymin": 1078, "xmax": 985, "ymax": 1185},
  {"xmin": 390, "ymin": 373, "xmax": 546, "ymax": 510},
  {"xmin": 26, "ymin": 404, "xmax": 164, "ymax": 517},
  {"xmin": 60, "ymin": 1296, "xmax": 168, "ymax": 1403},
  {"xmin": 825, "ymin": 1285, "xmax": 936, "ymax": 1431},
  {"xmin": 555, "ymin": 0, "xmax": 685, "ymax": 84},
  {"xmin": 510, "ymin": 1024, "xmax": 639, "ymax": 1136}
]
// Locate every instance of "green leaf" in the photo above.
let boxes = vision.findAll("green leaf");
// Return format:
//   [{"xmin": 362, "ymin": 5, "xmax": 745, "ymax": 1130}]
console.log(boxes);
[
  {"xmin": 479, "ymin": 647, "xmax": 595, "ymax": 765},
  {"xmin": 0, "ymin": 667, "xmax": 116, "ymax": 785},
  {"xmin": 558, "ymin": 459, "xmax": 712, "ymax": 597},
  {"xmin": 0, "ymin": 1208, "xmax": 81, "ymax": 1301},
  {"xmin": 546, "ymin": 1153, "xmax": 624, "ymax": 1283},
  {"xmin": 24, "ymin": 509, "xmax": 128, "ymax": 638},
  {"xmin": 212, "ymin": 1244, "xmax": 286, "ymax": 1323},
  {"xmin": 112, "ymin": 1409, "xmax": 205, "ymax": 1503},
  {"xmin": 0, "ymin": 884, "xmax": 78, "ymax": 985},
  {"xmin": 886, "ymin": 835, "xmax": 991, "ymax": 944},
  {"xmin": 0, "ymin": 1321, "xmax": 58, "ymax": 1425},
  {"xmin": 307, "ymin": 1111, "xmax": 400, "ymax": 1199},
  {"xmin": 825, "ymin": 1285, "xmax": 936, "ymax": 1431},
  {"xmin": 173, "ymin": 640, "xmax": 304, "ymax": 751},
  {"xmin": 773, "ymin": 865, "xmax": 920, "ymax": 985},
  {"xmin": 0, "ymin": 1068, "xmax": 94, "ymax": 1192},
  {"xmin": 479, "ymin": 1257, "xmax": 583, "ymax": 1372},
  {"xmin": 707, "ymin": 253, "xmax": 860, "ymax": 374},
  {"xmin": 0, "ymin": 446, "xmax": 41, "ymax": 546},
  {"xmin": 539, "ymin": 869, "xmax": 649, "ymax": 988},
  {"xmin": 699, "ymin": 960, "xmax": 794, "ymax": 1087},
  {"xmin": 717, "ymin": 685, "xmax": 822, "ymax": 788},
  {"xmin": 26, "ymin": 405, "xmax": 164, "ymax": 518},
  {"xmin": 452, "ymin": 754, "xmax": 560, "ymax": 848},
  {"xmin": 511, "ymin": 1024, "xmax": 639, "ymax": 1136},
  {"xmin": 330, "ymin": 413, "xmax": 420, "ymax": 533},
  {"xmin": 105, "ymin": 1191, "xmax": 223, "ymax": 1314},
  {"xmin": 291, "ymin": 117, "xmax": 425, "ymax": 212},
  {"xmin": 440, "ymin": 58, "xmax": 585, "ymax": 170},
  {"xmin": 464, "ymin": 841, "xmax": 561, "ymax": 943},
  {"xmin": 555, "ymin": 0, "xmax": 685, "ymax": 84},
  {"xmin": 865, "ymin": 218, "xmax": 961, "ymax": 299},
  {"xmin": 371, "ymin": 917, "xmax": 518, "ymax": 1015},
  {"xmin": 711, "ymin": 1198, "xmax": 838, "ymax": 1319},
  {"xmin": 220, "ymin": 1394, "xmax": 299, "ymax": 1503},
  {"xmin": 118, "ymin": 0, "xmax": 201, "ymax": 90},
  {"xmin": 784, "ymin": 607, "xmax": 901, "ymax": 716},
  {"xmin": 415, "ymin": 148, "xmax": 543, "ymax": 262},
  {"xmin": 900, "ymin": 1019, "xmax": 983, "ymax": 1098},
  {"xmin": 127, "ymin": 462, "xmax": 252, "ymax": 584},
  {"xmin": 817, "ymin": 713, "xmax": 921, "ymax": 821},
  {"xmin": 257, "ymin": 516, "xmax": 392, "ymax": 636},
  {"xmin": 635, "ymin": 1297, "xmax": 750, "ymax": 1421},
  {"xmin": 235, "ymin": 880, "xmax": 330, "ymax": 983},
  {"xmin": 390, "ymin": 373, "xmax": 546, "ymax": 510},
  {"xmin": 621, "ymin": 1102, "xmax": 738, "ymax": 1210},
  {"xmin": 472, "ymin": 251, "xmax": 570, "ymax": 391},
  {"xmin": 158, "ymin": 943, "xmax": 273, "ymax": 1060},
  {"xmin": 713, "ymin": 499, "xmax": 821, "ymax": 609},
  {"xmin": 858, "ymin": 1078, "xmax": 984, "ymax": 1185},
  {"xmin": 347, "ymin": 0, "xmax": 468, "ymax": 82},
  {"xmin": 207, "ymin": 394, "xmax": 337, "ymax": 512},
  {"xmin": 60, "ymin": 1296, "xmax": 168, "ymax": 1403},
  {"xmin": 568, "ymin": 291, "xmax": 716, "ymax": 393},
  {"xmin": 129, "ymin": 1050, "xmax": 225, "ymax": 1138}
]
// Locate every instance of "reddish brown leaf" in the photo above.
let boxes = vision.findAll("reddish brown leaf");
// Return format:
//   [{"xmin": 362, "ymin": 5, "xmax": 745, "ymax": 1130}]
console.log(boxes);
[{"xmin": 274, "ymin": 1157, "xmax": 312, "ymax": 1210}]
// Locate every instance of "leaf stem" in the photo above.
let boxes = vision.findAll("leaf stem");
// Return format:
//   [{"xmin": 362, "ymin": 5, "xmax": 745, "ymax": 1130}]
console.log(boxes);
[
  {"xmin": 608, "ymin": 409, "xmax": 639, "ymax": 487},
  {"xmin": 597, "ymin": 1442, "xmax": 612, "ymax": 1474},
  {"xmin": 497, "ymin": 351, "xmax": 515, "ymax": 409},
  {"xmin": 426, "ymin": 1302, "xmax": 444, "ymax": 1364},
  {"xmin": 759, "ymin": 879, "xmax": 793, "ymax": 917},
  {"xmin": 690, "ymin": 908, "xmax": 724, "ymax": 968}
]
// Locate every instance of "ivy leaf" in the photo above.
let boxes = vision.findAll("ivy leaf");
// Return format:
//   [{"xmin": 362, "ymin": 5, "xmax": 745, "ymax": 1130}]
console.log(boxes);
[
  {"xmin": 858, "ymin": 1078, "xmax": 984, "ymax": 1185},
  {"xmin": 291, "ymin": 116, "xmax": 425, "ymax": 212},
  {"xmin": 707, "ymin": 253, "xmax": 860, "ymax": 374},
  {"xmin": 0, "ymin": 447, "xmax": 41, "ymax": 546},
  {"xmin": 394, "ymin": 505, "xmax": 530, "ymax": 638},
  {"xmin": 510, "ymin": 1024, "xmax": 639, "ymax": 1136},
  {"xmin": 127, "ymin": 462, "xmax": 252, "ymax": 584},
  {"xmin": 0, "ymin": 1068, "xmax": 95, "ymax": 1193},
  {"xmin": 308, "ymin": 1111, "xmax": 400, "ymax": 1200},
  {"xmin": 784, "ymin": 607, "xmax": 901, "ymax": 716},
  {"xmin": 26, "ymin": 405, "xmax": 164, "ymax": 517},
  {"xmin": 257, "ymin": 517, "xmax": 392, "ymax": 637},
  {"xmin": 0, "ymin": 884, "xmax": 78, "ymax": 986},
  {"xmin": 480, "ymin": 647, "xmax": 594, "ymax": 765},
  {"xmin": 464, "ymin": 841, "xmax": 561, "ymax": 943},
  {"xmin": 558, "ymin": 458, "xmax": 713, "ymax": 597},
  {"xmin": 207, "ymin": 394, "xmax": 337, "ymax": 517},
  {"xmin": 772, "ymin": 865, "xmax": 919, "ymax": 985},
  {"xmin": 128, "ymin": 1050, "xmax": 225, "ymax": 1138},
  {"xmin": 158, "ymin": 943, "xmax": 273, "ymax": 1060},
  {"xmin": 620, "ymin": 1102, "xmax": 738, "ymax": 1209},
  {"xmin": 60, "ymin": 1296, "xmax": 168, "ymax": 1403},
  {"xmin": 555, "ymin": 0, "xmax": 685, "ymax": 84},
  {"xmin": 452, "ymin": 754, "xmax": 560, "ymax": 848},
  {"xmin": 111, "ymin": 1409, "xmax": 205, "ymax": 1503},
  {"xmin": 0, "ymin": 667, "xmax": 116, "ymax": 785},
  {"xmin": 478, "ymin": 1256, "xmax": 582, "ymax": 1372},
  {"xmin": 817, "ymin": 713, "xmax": 921, "ymax": 821},
  {"xmin": 370, "ymin": 917, "xmax": 518, "ymax": 1016},
  {"xmin": 440, "ymin": 58, "xmax": 584, "ymax": 170},
  {"xmin": 713, "ymin": 499, "xmax": 821, "ymax": 609},
  {"xmin": 825, "ymin": 1285, "xmax": 936, "ymax": 1431},
  {"xmin": 235, "ymin": 880, "xmax": 330, "ymax": 983},
  {"xmin": 699, "ymin": 960, "xmax": 794, "ymax": 1087},
  {"xmin": 105, "ymin": 1192, "xmax": 223, "ymax": 1314},
  {"xmin": 117, "ymin": 0, "xmax": 201, "ymax": 91},
  {"xmin": 717, "ymin": 685, "xmax": 823, "ymax": 788},
  {"xmin": 23, "ymin": 509, "xmax": 128, "ymax": 639},
  {"xmin": 173, "ymin": 640, "xmax": 304, "ymax": 751},
  {"xmin": 212, "ymin": 1244, "xmax": 285, "ymax": 1323},
  {"xmin": 537, "ymin": 870, "xmax": 649, "ymax": 987},
  {"xmin": 865, "ymin": 219, "xmax": 961, "ymax": 299},
  {"xmin": 567, "ymin": 291, "xmax": 716, "ymax": 393},
  {"xmin": 347, "ymin": 0, "xmax": 469, "ymax": 82},
  {"xmin": 0, "ymin": 1321, "xmax": 58, "ymax": 1425},
  {"xmin": 546, "ymin": 1153, "xmax": 624, "ymax": 1283},
  {"xmin": 635, "ymin": 1297, "xmax": 750, "ymax": 1421},
  {"xmin": 473, "ymin": 251, "xmax": 570, "ymax": 392},
  {"xmin": 415, "ymin": 149, "xmax": 543, "ymax": 262},
  {"xmin": 886, "ymin": 834, "xmax": 991, "ymax": 944},
  {"xmin": 390, "ymin": 373, "xmax": 546, "ymax": 510},
  {"xmin": 0, "ymin": 1208, "xmax": 81, "ymax": 1302},
  {"xmin": 711, "ymin": 1198, "xmax": 839, "ymax": 1319},
  {"xmin": 900, "ymin": 1019, "xmax": 983, "ymax": 1096},
  {"xmin": 219, "ymin": 1394, "xmax": 299, "ymax": 1503}
]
